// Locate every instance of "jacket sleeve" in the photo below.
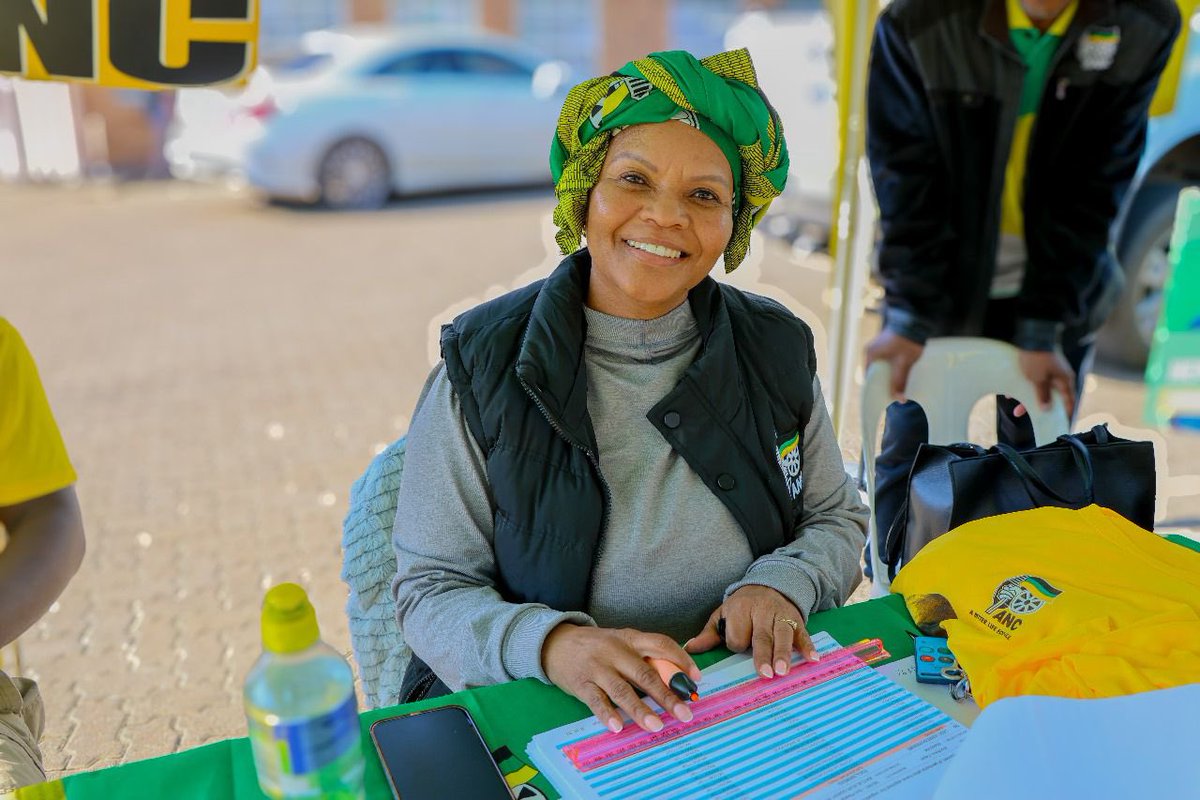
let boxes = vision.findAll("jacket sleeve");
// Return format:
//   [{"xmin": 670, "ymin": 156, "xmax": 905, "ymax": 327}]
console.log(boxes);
[
  {"xmin": 1017, "ymin": 10, "xmax": 1181, "ymax": 349},
  {"xmin": 724, "ymin": 376, "xmax": 869, "ymax": 618},
  {"xmin": 391, "ymin": 364, "xmax": 594, "ymax": 692},
  {"xmin": 866, "ymin": 10, "xmax": 958, "ymax": 344}
]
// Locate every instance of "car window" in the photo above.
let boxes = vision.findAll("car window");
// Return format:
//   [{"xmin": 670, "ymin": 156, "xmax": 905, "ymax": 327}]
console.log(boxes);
[
  {"xmin": 373, "ymin": 50, "xmax": 460, "ymax": 77},
  {"xmin": 455, "ymin": 50, "xmax": 531, "ymax": 79}
]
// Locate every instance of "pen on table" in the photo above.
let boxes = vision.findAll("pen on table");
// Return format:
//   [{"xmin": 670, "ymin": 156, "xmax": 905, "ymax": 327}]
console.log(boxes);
[{"xmin": 646, "ymin": 658, "xmax": 700, "ymax": 702}]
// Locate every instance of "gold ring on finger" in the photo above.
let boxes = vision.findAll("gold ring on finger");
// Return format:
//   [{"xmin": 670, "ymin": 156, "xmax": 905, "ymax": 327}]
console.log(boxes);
[{"xmin": 777, "ymin": 617, "xmax": 800, "ymax": 632}]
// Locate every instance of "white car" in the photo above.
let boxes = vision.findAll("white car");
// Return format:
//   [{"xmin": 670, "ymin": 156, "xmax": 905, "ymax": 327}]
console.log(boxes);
[{"xmin": 166, "ymin": 28, "xmax": 570, "ymax": 209}]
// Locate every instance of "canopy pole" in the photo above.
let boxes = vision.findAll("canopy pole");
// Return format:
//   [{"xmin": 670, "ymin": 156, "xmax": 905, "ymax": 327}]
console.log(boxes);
[{"xmin": 827, "ymin": 0, "xmax": 878, "ymax": 442}]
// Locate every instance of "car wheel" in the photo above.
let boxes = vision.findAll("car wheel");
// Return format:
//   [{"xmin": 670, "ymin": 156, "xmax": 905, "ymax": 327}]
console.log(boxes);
[
  {"xmin": 1096, "ymin": 187, "xmax": 1179, "ymax": 370},
  {"xmin": 317, "ymin": 138, "xmax": 392, "ymax": 210}
]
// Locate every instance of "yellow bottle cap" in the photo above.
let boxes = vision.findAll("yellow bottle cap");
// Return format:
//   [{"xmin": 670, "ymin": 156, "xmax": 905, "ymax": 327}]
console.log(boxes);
[{"xmin": 261, "ymin": 583, "xmax": 320, "ymax": 654}]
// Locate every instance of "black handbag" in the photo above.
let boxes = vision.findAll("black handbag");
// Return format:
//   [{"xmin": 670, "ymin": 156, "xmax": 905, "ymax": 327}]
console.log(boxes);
[{"xmin": 883, "ymin": 424, "xmax": 1155, "ymax": 580}]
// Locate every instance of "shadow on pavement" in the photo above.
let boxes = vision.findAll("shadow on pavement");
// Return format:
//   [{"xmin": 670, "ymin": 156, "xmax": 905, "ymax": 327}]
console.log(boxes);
[{"xmin": 266, "ymin": 182, "xmax": 554, "ymax": 214}]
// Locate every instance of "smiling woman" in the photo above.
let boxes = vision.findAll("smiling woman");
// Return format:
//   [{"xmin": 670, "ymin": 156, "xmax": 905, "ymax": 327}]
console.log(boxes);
[
  {"xmin": 584, "ymin": 123, "xmax": 734, "ymax": 319},
  {"xmin": 390, "ymin": 48, "xmax": 868, "ymax": 739}
]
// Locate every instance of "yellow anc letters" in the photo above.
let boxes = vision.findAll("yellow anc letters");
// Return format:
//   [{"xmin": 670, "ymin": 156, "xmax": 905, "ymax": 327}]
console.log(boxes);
[{"xmin": 0, "ymin": 0, "xmax": 259, "ymax": 88}]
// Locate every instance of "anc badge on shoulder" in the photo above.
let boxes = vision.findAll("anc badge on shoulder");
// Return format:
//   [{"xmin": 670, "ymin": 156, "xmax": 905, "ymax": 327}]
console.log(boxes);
[
  {"xmin": 775, "ymin": 432, "xmax": 803, "ymax": 500},
  {"xmin": 1077, "ymin": 26, "xmax": 1120, "ymax": 71}
]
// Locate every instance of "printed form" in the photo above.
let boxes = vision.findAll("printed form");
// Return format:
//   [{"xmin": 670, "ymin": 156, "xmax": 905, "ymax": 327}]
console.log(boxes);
[{"xmin": 528, "ymin": 633, "xmax": 967, "ymax": 799}]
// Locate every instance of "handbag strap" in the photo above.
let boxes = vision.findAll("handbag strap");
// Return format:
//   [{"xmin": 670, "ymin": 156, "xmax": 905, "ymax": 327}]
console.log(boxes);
[
  {"xmin": 993, "ymin": 442, "xmax": 1090, "ymax": 505},
  {"xmin": 1055, "ymin": 433, "xmax": 1097, "ymax": 503},
  {"xmin": 884, "ymin": 495, "xmax": 909, "ymax": 582}
]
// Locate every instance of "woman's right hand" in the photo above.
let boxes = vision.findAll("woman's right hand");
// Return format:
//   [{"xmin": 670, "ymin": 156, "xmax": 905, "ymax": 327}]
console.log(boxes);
[{"xmin": 542, "ymin": 623, "xmax": 701, "ymax": 733}]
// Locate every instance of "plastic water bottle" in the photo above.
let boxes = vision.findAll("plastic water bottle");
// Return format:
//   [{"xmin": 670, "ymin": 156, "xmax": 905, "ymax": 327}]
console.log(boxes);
[{"xmin": 244, "ymin": 583, "xmax": 365, "ymax": 799}]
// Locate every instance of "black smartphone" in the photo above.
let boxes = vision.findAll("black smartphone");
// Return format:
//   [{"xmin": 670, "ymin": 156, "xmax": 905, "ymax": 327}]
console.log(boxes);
[{"xmin": 369, "ymin": 705, "xmax": 514, "ymax": 800}]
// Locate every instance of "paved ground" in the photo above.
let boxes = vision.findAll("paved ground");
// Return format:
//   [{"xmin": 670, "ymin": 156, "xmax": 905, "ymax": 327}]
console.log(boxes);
[{"xmin": 3, "ymin": 181, "xmax": 1197, "ymax": 780}]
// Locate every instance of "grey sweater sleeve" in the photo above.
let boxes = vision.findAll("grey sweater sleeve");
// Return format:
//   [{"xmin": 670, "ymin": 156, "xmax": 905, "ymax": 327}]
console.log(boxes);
[
  {"xmin": 391, "ymin": 363, "xmax": 594, "ymax": 692},
  {"xmin": 724, "ymin": 376, "xmax": 868, "ymax": 618}
]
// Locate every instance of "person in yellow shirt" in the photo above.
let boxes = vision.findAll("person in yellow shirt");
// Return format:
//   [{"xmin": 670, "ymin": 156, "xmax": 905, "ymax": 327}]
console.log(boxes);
[{"xmin": 0, "ymin": 318, "xmax": 86, "ymax": 792}]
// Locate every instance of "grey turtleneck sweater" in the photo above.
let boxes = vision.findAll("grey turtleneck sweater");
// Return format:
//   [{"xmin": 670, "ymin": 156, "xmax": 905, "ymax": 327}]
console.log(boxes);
[{"xmin": 392, "ymin": 301, "xmax": 867, "ymax": 692}]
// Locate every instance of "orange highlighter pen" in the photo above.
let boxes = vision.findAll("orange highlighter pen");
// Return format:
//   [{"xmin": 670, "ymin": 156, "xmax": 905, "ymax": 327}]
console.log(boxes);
[{"xmin": 646, "ymin": 658, "xmax": 700, "ymax": 702}]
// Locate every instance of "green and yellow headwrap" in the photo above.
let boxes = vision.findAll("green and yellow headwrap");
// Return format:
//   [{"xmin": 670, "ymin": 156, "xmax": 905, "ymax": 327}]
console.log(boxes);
[{"xmin": 549, "ymin": 48, "xmax": 789, "ymax": 272}]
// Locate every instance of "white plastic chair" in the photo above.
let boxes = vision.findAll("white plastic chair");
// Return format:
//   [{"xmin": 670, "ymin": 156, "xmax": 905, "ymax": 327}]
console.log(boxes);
[
  {"xmin": 861, "ymin": 337, "xmax": 1071, "ymax": 595},
  {"xmin": 0, "ymin": 641, "xmax": 21, "ymax": 676}
]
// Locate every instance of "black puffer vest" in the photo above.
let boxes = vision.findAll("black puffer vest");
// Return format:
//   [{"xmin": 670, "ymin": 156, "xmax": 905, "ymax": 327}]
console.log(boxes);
[{"xmin": 400, "ymin": 250, "xmax": 818, "ymax": 701}]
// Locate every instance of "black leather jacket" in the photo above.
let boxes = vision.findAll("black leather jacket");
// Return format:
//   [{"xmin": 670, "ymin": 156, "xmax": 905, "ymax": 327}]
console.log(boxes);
[{"xmin": 867, "ymin": 0, "xmax": 1180, "ymax": 349}]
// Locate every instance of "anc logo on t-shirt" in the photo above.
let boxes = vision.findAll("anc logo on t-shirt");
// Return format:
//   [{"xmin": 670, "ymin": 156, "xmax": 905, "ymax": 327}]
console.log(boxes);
[
  {"xmin": 972, "ymin": 575, "xmax": 1063, "ymax": 639},
  {"xmin": 775, "ymin": 432, "xmax": 803, "ymax": 501}
]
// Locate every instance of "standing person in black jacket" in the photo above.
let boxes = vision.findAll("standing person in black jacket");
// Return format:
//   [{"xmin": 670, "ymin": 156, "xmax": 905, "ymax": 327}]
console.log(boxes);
[{"xmin": 863, "ymin": 0, "xmax": 1180, "ymax": 574}]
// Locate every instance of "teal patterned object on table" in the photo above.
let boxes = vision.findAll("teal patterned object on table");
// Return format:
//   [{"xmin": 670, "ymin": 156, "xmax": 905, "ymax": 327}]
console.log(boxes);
[{"xmin": 340, "ymin": 437, "xmax": 411, "ymax": 709}]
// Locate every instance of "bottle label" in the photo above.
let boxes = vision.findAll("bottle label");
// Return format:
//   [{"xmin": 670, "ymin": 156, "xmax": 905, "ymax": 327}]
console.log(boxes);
[{"xmin": 249, "ymin": 694, "xmax": 360, "ymax": 776}]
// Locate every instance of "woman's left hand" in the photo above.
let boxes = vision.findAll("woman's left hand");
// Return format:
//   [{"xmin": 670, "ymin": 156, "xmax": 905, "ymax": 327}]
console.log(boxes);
[{"xmin": 684, "ymin": 585, "xmax": 818, "ymax": 678}]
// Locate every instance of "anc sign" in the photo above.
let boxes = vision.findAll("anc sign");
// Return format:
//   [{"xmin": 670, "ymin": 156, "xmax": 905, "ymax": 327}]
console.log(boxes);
[{"xmin": 0, "ymin": 0, "xmax": 258, "ymax": 89}]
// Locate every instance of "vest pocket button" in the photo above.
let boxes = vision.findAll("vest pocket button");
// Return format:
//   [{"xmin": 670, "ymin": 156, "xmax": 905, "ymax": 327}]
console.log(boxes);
[
  {"xmin": 663, "ymin": 411, "xmax": 681, "ymax": 429},
  {"xmin": 717, "ymin": 474, "xmax": 736, "ymax": 490}
]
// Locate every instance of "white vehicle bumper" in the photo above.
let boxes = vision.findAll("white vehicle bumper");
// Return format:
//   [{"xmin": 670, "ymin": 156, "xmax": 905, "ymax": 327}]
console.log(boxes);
[
  {"xmin": 166, "ymin": 118, "xmax": 264, "ymax": 186},
  {"xmin": 166, "ymin": 136, "xmax": 245, "ymax": 183},
  {"xmin": 244, "ymin": 140, "xmax": 320, "ymax": 202}
]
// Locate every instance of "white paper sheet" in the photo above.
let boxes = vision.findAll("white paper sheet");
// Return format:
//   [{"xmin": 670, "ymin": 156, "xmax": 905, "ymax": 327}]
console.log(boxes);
[
  {"xmin": 528, "ymin": 633, "xmax": 968, "ymax": 800},
  {"xmin": 933, "ymin": 683, "xmax": 1200, "ymax": 800},
  {"xmin": 875, "ymin": 656, "xmax": 980, "ymax": 728}
]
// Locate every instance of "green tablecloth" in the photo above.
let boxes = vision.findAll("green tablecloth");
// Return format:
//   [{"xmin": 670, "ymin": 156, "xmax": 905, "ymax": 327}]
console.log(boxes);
[{"xmin": 20, "ymin": 595, "xmax": 918, "ymax": 800}]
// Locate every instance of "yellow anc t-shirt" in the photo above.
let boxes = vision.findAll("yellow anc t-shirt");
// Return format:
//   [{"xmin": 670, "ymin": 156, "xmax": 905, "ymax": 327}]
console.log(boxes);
[
  {"xmin": 0, "ymin": 318, "xmax": 76, "ymax": 506},
  {"xmin": 892, "ymin": 505, "xmax": 1200, "ymax": 708}
]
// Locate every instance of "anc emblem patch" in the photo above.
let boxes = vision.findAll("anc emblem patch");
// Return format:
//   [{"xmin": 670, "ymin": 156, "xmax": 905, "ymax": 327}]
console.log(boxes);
[
  {"xmin": 775, "ymin": 432, "xmax": 803, "ymax": 500},
  {"xmin": 1077, "ymin": 26, "xmax": 1120, "ymax": 71}
]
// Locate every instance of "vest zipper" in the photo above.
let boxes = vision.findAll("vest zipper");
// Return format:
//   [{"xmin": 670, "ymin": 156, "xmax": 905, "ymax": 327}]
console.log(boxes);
[
  {"xmin": 405, "ymin": 669, "xmax": 438, "ymax": 704},
  {"xmin": 517, "ymin": 377, "xmax": 612, "ymax": 602}
]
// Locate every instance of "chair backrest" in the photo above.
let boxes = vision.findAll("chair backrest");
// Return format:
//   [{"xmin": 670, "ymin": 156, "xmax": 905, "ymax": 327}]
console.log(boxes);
[
  {"xmin": 861, "ymin": 337, "xmax": 1070, "ymax": 595},
  {"xmin": 340, "ymin": 436, "xmax": 411, "ymax": 709}
]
